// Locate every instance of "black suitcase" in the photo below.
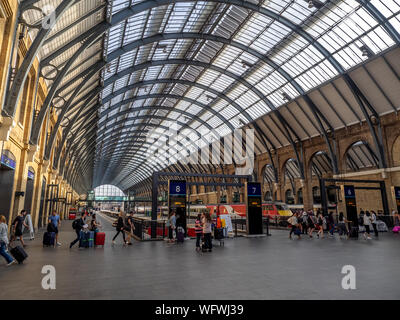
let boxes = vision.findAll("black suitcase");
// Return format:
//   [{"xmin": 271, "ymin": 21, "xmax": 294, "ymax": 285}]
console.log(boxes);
[
  {"xmin": 10, "ymin": 245, "xmax": 28, "ymax": 264},
  {"xmin": 43, "ymin": 232, "xmax": 55, "ymax": 247},
  {"xmin": 214, "ymin": 228, "xmax": 224, "ymax": 240},
  {"xmin": 349, "ymin": 227, "xmax": 359, "ymax": 239}
]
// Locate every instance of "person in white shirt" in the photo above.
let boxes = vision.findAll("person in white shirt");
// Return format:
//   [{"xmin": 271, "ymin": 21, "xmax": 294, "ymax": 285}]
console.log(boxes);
[
  {"xmin": 0, "ymin": 215, "xmax": 16, "ymax": 266},
  {"xmin": 363, "ymin": 211, "xmax": 372, "ymax": 240},
  {"xmin": 370, "ymin": 210, "xmax": 378, "ymax": 237},
  {"xmin": 22, "ymin": 210, "xmax": 34, "ymax": 240}
]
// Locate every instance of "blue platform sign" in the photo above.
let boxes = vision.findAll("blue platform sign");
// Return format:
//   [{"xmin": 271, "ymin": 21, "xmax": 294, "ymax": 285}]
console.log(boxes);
[
  {"xmin": 394, "ymin": 187, "xmax": 400, "ymax": 200},
  {"xmin": 169, "ymin": 180, "xmax": 186, "ymax": 196},
  {"xmin": 247, "ymin": 182, "xmax": 261, "ymax": 197},
  {"xmin": 1, "ymin": 154, "xmax": 16, "ymax": 170},
  {"xmin": 344, "ymin": 186, "xmax": 355, "ymax": 199}
]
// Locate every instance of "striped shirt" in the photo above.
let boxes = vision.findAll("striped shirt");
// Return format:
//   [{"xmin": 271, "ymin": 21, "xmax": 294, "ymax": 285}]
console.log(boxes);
[{"xmin": 195, "ymin": 219, "xmax": 202, "ymax": 234}]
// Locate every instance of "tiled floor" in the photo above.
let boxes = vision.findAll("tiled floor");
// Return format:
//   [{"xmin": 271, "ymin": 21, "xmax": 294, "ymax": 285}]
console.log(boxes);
[{"xmin": 1, "ymin": 213, "xmax": 399, "ymax": 300}]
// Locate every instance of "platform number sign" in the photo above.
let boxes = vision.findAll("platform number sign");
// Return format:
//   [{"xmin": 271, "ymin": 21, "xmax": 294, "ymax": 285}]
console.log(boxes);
[
  {"xmin": 246, "ymin": 182, "xmax": 263, "ymax": 235},
  {"xmin": 247, "ymin": 183, "xmax": 261, "ymax": 197},
  {"xmin": 344, "ymin": 186, "xmax": 355, "ymax": 199},
  {"xmin": 169, "ymin": 180, "xmax": 186, "ymax": 196}
]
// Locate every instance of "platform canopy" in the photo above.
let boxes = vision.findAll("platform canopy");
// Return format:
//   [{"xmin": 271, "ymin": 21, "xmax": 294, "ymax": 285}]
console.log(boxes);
[{"xmin": 15, "ymin": 0, "xmax": 400, "ymax": 193}]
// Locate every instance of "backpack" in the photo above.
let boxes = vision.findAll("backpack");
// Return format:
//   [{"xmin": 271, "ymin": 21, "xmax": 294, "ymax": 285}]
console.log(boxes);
[
  {"xmin": 358, "ymin": 216, "xmax": 364, "ymax": 226},
  {"xmin": 72, "ymin": 219, "xmax": 80, "ymax": 230}
]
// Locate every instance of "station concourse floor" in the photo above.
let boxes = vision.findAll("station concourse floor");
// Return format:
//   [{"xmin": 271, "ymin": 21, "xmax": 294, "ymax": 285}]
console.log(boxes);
[{"xmin": 1, "ymin": 213, "xmax": 399, "ymax": 300}]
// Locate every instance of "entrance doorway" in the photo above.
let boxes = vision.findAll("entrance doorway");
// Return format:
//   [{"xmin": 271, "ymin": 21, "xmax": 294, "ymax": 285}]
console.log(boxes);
[{"xmin": 0, "ymin": 150, "xmax": 17, "ymax": 223}]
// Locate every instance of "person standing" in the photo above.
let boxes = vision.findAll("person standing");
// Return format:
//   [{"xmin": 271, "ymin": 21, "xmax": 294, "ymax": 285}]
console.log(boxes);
[
  {"xmin": 21, "ymin": 210, "xmax": 34, "ymax": 240},
  {"xmin": 288, "ymin": 212, "xmax": 300, "ymax": 240},
  {"xmin": 48, "ymin": 211, "xmax": 61, "ymax": 246},
  {"xmin": 195, "ymin": 213, "xmax": 203, "ymax": 251},
  {"xmin": 0, "ymin": 215, "xmax": 16, "ymax": 266},
  {"xmin": 307, "ymin": 211, "xmax": 316, "ymax": 238},
  {"xmin": 166, "ymin": 210, "xmax": 176, "ymax": 243},
  {"xmin": 69, "ymin": 213, "xmax": 86, "ymax": 248},
  {"xmin": 363, "ymin": 211, "xmax": 372, "ymax": 240},
  {"xmin": 11, "ymin": 210, "xmax": 29, "ymax": 247},
  {"xmin": 112, "ymin": 212, "xmax": 126, "ymax": 245},
  {"xmin": 202, "ymin": 212, "xmax": 212, "ymax": 252},
  {"xmin": 301, "ymin": 211, "xmax": 308, "ymax": 235},
  {"xmin": 371, "ymin": 210, "xmax": 379, "ymax": 237},
  {"xmin": 337, "ymin": 212, "xmax": 349, "ymax": 239}
]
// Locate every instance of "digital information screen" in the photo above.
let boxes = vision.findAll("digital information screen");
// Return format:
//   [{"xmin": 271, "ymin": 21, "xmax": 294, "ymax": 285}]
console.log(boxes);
[{"xmin": 246, "ymin": 182, "xmax": 263, "ymax": 235}]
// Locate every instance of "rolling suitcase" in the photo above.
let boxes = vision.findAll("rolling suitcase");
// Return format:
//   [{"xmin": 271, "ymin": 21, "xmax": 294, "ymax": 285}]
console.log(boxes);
[
  {"xmin": 79, "ymin": 231, "xmax": 90, "ymax": 248},
  {"xmin": 95, "ymin": 232, "xmax": 105, "ymax": 246},
  {"xmin": 10, "ymin": 245, "xmax": 28, "ymax": 264},
  {"xmin": 176, "ymin": 226, "xmax": 184, "ymax": 243},
  {"xmin": 349, "ymin": 227, "xmax": 359, "ymax": 238},
  {"xmin": 88, "ymin": 231, "xmax": 95, "ymax": 248},
  {"xmin": 43, "ymin": 232, "xmax": 56, "ymax": 247}
]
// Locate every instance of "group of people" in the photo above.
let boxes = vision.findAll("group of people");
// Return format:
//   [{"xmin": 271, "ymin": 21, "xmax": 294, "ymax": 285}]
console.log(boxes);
[
  {"xmin": 0, "ymin": 209, "xmax": 35, "ymax": 266},
  {"xmin": 165, "ymin": 210, "xmax": 214, "ymax": 252},
  {"xmin": 69, "ymin": 211, "xmax": 103, "ymax": 248},
  {"xmin": 111, "ymin": 211, "xmax": 135, "ymax": 246},
  {"xmin": 287, "ymin": 209, "xmax": 383, "ymax": 240}
]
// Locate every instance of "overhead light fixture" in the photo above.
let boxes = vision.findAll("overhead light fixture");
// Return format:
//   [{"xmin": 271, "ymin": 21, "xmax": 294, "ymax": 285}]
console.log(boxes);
[
  {"xmin": 306, "ymin": 0, "xmax": 323, "ymax": 9},
  {"xmin": 206, "ymin": 94, "xmax": 214, "ymax": 101},
  {"xmin": 241, "ymin": 60, "xmax": 253, "ymax": 68},
  {"xmin": 282, "ymin": 92, "xmax": 291, "ymax": 102},
  {"xmin": 359, "ymin": 45, "xmax": 374, "ymax": 58},
  {"xmin": 157, "ymin": 44, "xmax": 168, "ymax": 53},
  {"xmin": 238, "ymin": 118, "xmax": 246, "ymax": 126}
]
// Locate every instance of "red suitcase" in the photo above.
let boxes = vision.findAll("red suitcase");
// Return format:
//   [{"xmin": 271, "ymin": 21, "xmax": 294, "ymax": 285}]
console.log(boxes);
[{"xmin": 95, "ymin": 232, "xmax": 105, "ymax": 246}]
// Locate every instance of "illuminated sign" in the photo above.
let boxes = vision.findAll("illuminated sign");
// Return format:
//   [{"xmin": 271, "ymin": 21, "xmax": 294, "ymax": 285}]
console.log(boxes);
[
  {"xmin": 344, "ymin": 186, "xmax": 355, "ymax": 199},
  {"xmin": 1, "ymin": 154, "xmax": 16, "ymax": 170},
  {"xmin": 169, "ymin": 180, "xmax": 186, "ymax": 196}
]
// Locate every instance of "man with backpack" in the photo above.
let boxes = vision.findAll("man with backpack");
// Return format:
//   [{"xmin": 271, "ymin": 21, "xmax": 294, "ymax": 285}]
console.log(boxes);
[{"xmin": 69, "ymin": 213, "xmax": 86, "ymax": 249}]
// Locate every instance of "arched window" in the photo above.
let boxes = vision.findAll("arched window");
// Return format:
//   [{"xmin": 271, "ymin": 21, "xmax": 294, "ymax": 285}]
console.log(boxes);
[
  {"xmin": 312, "ymin": 186, "xmax": 321, "ymax": 204},
  {"xmin": 297, "ymin": 188, "xmax": 303, "ymax": 204},
  {"xmin": 285, "ymin": 189, "xmax": 295, "ymax": 205}
]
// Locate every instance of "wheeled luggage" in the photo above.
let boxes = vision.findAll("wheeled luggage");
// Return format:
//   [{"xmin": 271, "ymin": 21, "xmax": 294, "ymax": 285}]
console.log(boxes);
[
  {"xmin": 95, "ymin": 232, "xmax": 105, "ymax": 246},
  {"xmin": 88, "ymin": 231, "xmax": 95, "ymax": 247},
  {"xmin": 43, "ymin": 231, "xmax": 56, "ymax": 247},
  {"xmin": 294, "ymin": 228, "xmax": 301, "ymax": 236},
  {"xmin": 349, "ymin": 226, "xmax": 359, "ymax": 238},
  {"xmin": 79, "ymin": 231, "xmax": 90, "ymax": 248},
  {"xmin": 393, "ymin": 226, "xmax": 400, "ymax": 233},
  {"xmin": 10, "ymin": 245, "xmax": 28, "ymax": 264},
  {"xmin": 69, "ymin": 213, "xmax": 76, "ymax": 220},
  {"xmin": 214, "ymin": 228, "xmax": 224, "ymax": 240},
  {"xmin": 176, "ymin": 226, "xmax": 184, "ymax": 243}
]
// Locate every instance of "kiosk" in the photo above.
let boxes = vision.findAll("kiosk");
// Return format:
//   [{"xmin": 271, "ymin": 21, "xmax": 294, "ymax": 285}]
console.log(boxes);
[
  {"xmin": 245, "ymin": 182, "xmax": 264, "ymax": 236},
  {"xmin": 344, "ymin": 185, "xmax": 358, "ymax": 238},
  {"xmin": 395, "ymin": 187, "xmax": 400, "ymax": 213}
]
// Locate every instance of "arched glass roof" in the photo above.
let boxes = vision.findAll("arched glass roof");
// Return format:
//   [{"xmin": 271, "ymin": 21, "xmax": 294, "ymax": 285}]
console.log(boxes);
[{"xmin": 14, "ymin": 0, "xmax": 400, "ymax": 193}]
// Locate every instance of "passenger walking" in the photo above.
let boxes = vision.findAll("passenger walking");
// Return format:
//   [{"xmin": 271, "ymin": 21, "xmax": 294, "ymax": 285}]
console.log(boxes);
[
  {"xmin": 124, "ymin": 212, "xmax": 135, "ymax": 245},
  {"xmin": 301, "ymin": 211, "xmax": 308, "ymax": 235},
  {"xmin": 371, "ymin": 210, "xmax": 379, "ymax": 237},
  {"xmin": 166, "ymin": 210, "xmax": 176, "ymax": 243},
  {"xmin": 69, "ymin": 213, "xmax": 86, "ymax": 248},
  {"xmin": 21, "ymin": 210, "xmax": 34, "ymax": 240},
  {"xmin": 316, "ymin": 213, "xmax": 324, "ymax": 239},
  {"xmin": 195, "ymin": 214, "xmax": 203, "ymax": 251},
  {"xmin": 363, "ymin": 211, "xmax": 372, "ymax": 240},
  {"xmin": 337, "ymin": 212, "xmax": 349, "ymax": 239},
  {"xmin": 48, "ymin": 211, "xmax": 61, "ymax": 246},
  {"xmin": 288, "ymin": 212, "xmax": 300, "ymax": 240},
  {"xmin": 327, "ymin": 212, "xmax": 335, "ymax": 238},
  {"xmin": 0, "ymin": 215, "xmax": 16, "ymax": 266},
  {"xmin": 112, "ymin": 212, "xmax": 126, "ymax": 245},
  {"xmin": 11, "ymin": 210, "xmax": 29, "ymax": 247},
  {"xmin": 307, "ymin": 211, "xmax": 316, "ymax": 238},
  {"xmin": 202, "ymin": 212, "xmax": 213, "ymax": 252}
]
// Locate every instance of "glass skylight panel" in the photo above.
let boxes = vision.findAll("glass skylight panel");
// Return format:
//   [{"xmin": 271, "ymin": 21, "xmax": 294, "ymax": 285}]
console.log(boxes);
[
  {"xmin": 247, "ymin": 101, "xmax": 269, "ymax": 119},
  {"xmin": 111, "ymin": 0, "xmax": 130, "ymax": 14},
  {"xmin": 281, "ymin": 1, "xmax": 316, "ymax": 25},
  {"xmin": 219, "ymin": 104, "xmax": 239, "ymax": 120}
]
